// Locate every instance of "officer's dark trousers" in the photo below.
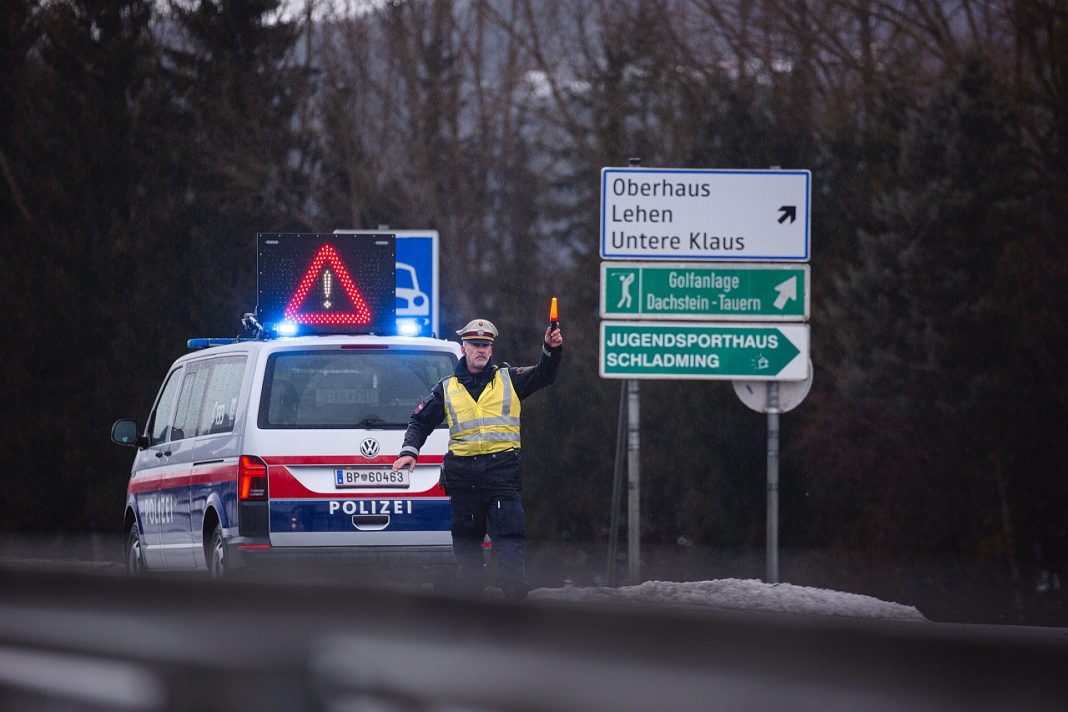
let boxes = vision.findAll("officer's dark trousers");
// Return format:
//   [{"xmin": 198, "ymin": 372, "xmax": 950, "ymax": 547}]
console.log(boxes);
[{"xmin": 448, "ymin": 488, "xmax": 527, "ymax": 600}]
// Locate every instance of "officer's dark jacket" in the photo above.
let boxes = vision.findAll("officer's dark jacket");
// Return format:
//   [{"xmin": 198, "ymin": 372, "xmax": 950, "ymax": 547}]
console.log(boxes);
[{"xmin": 399, "ymin": 341, "xmax": 562, "ymax": 491}]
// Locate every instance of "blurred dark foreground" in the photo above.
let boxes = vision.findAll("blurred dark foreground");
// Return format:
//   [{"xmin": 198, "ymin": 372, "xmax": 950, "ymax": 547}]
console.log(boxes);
[
  {"xmin": 1, "ymin": 532, "xmax": 1065, "ymax": 627},
  {"xmin": 2, "ymin": 551, "xmax": 1068, "ymax": 712}
]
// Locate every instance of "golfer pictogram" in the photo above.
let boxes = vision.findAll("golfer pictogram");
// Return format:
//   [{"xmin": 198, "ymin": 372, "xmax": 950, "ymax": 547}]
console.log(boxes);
[{"xmin": 617, "ymin": 272, "xmax": 636, "ymax": 309}]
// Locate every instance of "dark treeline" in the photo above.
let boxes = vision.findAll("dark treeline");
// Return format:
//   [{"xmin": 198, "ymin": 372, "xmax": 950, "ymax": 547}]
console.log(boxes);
[{"xmin": 2, "ymin": 0, "xmax": 1066, "ymax": 621}]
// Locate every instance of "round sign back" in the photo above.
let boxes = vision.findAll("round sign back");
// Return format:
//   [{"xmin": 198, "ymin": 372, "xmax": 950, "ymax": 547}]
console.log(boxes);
[{"xmin": 733, "ymin": 362, "xmax": 813, "ymax": 413}]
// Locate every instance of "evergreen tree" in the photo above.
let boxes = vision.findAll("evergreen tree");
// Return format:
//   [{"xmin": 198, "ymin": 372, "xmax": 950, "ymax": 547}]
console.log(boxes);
[
  {"xmin": 159, "ymin": 0, "xmax": 316, "ymax": 336},
  {"xmin": 821, "ymin": 55, "xmax": 1030, "ymax": 557},
  {"xmin": 0, "ymin": 0, "xmax": 159, "ymax": 530}
]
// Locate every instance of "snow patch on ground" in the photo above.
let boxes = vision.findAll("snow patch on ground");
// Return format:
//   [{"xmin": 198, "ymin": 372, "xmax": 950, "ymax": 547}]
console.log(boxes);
[{"xmin": 529, "ymin": 578, "xmax": 927, "ymax": 621}]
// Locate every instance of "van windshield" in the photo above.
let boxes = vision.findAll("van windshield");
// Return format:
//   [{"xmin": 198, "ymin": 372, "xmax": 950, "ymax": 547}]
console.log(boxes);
[{"xmin": 258, "ymin": 349, "xmax": 456, "ymax": 429}]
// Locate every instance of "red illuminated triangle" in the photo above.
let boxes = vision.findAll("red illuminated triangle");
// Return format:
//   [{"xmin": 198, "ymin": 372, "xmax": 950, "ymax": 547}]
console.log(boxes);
[{"xmin": 284, "ymin": 244, "xmax": 372, "ymax": 325}]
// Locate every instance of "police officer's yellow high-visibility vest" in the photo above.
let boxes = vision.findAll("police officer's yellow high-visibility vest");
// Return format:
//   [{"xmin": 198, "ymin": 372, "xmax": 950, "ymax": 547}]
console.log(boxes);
[{"xmin": 443, "ymin": 368, "xmax": 521, "ymax": 456}]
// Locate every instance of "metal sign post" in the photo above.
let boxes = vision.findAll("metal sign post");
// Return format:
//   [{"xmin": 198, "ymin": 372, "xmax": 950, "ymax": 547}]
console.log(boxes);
[
  {"xmin": 606, "ymin": 382, "xmax": 626, "ymax": 585},
  {"xmin": 766, "ymin": 383, "xmax": 780, "ymax": 583},
  {"xmin": 735, "ymin": 365, "xmax": 813, "ymax": 584},
  {"xmin": 627, "ymin": 379, "xmax": 641, "ymax": 585}
]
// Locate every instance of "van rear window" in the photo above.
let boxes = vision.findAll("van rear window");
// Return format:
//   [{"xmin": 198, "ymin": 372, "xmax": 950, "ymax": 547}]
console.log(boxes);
[{"xmin": 258, "ymin": 349, "xmax": 455, "ymax": 429}]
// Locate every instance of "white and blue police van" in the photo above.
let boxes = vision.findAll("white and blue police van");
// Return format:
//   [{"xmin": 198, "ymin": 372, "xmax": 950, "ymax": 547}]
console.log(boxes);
[{"xmin": 111, "ymin": 233, "xmax": 457, "ymax": 579}]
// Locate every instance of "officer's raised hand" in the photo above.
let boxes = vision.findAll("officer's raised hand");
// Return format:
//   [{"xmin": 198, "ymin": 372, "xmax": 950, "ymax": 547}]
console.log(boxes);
[{"xmin": 545, "ymin": 326, "xmax": 563, "ymax": 349}]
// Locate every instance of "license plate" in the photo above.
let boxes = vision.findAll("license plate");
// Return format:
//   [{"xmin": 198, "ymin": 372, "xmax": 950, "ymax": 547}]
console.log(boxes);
[{"xmin": 334, "ymin": 468, "xmax": 410, "ymax": 489}]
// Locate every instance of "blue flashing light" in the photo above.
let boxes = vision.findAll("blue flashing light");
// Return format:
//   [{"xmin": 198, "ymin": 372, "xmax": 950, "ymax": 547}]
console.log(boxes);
[
  {"xmin": 396, "ymin": 319, "xmax": 421, "ymax": 336},
  {"xmin": 275, "ymin": 321, "xmax": 299, "ymax": 337}
]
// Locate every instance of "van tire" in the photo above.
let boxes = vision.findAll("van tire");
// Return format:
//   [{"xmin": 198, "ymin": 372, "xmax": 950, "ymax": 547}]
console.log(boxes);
[
  {"xmin": 207, "ymin": 524, "xmax": 226, "ymax": 579},
  {"xmin": 125, "ymin": 525, "xmax": 146, "ymax": 576}
]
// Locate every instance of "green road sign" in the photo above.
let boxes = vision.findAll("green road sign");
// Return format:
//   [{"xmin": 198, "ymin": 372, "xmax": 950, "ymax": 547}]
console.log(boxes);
[
  {"xmin": 600, "ymin": 321, "xmax": 810, "ymax": 381},
  {"xmin": 601, "ymin": 262, "xmax": 809, "ymax": 321}
]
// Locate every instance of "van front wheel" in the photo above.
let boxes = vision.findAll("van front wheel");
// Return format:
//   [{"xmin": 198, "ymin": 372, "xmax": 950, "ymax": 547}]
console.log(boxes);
[
  {"xmin": 208, "ymin": 524, "xmax": 226, "ymax": 579},
  {"xmin": 125, "ymin": 525, "xmax": 146, "ymax": 575}
]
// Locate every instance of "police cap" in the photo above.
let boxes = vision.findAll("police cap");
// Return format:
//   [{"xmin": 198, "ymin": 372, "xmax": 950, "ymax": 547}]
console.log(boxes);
[{"xmin": 456, "ymin": 318, "xmax": 498, "ymax": 345}]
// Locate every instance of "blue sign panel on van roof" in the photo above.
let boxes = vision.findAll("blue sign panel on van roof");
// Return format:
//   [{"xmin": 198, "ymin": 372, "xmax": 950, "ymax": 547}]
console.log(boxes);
[{"xmin": 257, "ymin": 233, "xmax": 396, "ymax": 336}]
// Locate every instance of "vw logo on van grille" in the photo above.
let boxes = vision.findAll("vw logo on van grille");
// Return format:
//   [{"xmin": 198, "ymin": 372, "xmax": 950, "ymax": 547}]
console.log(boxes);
[{"xmin": 360, "ymin": 438, "xmax": 381, "ymax": 458}]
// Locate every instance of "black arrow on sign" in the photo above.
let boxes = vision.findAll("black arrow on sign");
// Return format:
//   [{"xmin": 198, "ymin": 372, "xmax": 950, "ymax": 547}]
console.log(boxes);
[{"xmin": 778, "ymin": 205, "xmax": 797, "ymax": 224}]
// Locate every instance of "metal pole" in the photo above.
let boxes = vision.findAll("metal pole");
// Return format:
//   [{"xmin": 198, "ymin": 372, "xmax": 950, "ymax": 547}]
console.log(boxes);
[
  {"xmin": 766, "ymin": 382, "xmax": 780, "ymax": 583},
  {"xmin": 625, "ymin": 156, "xmax": 643, "ymax": 587},
  {"xmin": 606, "ymin": 381, "xmax": 627, "ymax": 585},
  {"xmin": 627, "ymin": 379, "xmax": 641, "ymax": 585}
]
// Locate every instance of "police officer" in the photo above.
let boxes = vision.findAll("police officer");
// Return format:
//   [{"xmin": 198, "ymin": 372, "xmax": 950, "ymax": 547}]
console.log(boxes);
[{"xmin": 393, "ymin": 318, "xmax": 563, "ymax": 601}]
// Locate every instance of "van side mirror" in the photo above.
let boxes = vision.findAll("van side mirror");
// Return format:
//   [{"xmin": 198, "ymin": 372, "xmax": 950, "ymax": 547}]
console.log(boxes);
[{"xmin": 111, "ymin": 419, "xmax": 146, "ymax": 448}]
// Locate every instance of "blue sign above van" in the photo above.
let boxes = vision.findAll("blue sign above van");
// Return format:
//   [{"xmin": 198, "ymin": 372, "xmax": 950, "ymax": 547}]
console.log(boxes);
[
  {"xmin": 257, "ymin": 233, "xmax": 397, "ymax": 336},
  {"xmin": 394, "ymin": 233, "xmax": 438, "ymax": 337},
  {"xmin": 334, "ymin": 230, "xmax": 440, "ymax": 338}
]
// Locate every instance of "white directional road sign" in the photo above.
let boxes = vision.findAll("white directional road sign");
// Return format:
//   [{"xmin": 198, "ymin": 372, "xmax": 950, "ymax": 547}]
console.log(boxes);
[
  {"xmin": 601, "ymin": 262, "xmax": 810, "ymax": 321},
  {"xmin": 600, "ymin": 167, "xmax": 811, "ymax": 261}
]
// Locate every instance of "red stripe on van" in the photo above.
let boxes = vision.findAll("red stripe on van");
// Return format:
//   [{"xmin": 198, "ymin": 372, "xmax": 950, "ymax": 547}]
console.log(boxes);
[{"xmin": 263, "ymin": 455, "xmax": 445, "ymax": 467}]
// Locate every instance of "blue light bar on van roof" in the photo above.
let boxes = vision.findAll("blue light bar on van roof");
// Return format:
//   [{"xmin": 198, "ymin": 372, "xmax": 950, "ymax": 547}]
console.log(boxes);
[{"xmin": 187, "ymin": 338, "xmax": 244, "ymax": 349}]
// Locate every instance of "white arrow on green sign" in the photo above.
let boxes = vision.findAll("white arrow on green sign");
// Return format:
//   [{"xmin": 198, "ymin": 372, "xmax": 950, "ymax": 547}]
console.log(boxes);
[
  {"xmin": 601, "ymin": 262, "xmax": 809, "ymax": 321},
  {"xmin": 600, "ymin": 321, "xmax": 810, "ymax": 381}
]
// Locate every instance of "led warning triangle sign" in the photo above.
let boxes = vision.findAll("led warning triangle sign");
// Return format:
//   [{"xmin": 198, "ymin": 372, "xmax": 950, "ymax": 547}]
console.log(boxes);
[
  {"xmin": 257, "ymin": 232, "xmax": 395, "ymax": 335},
  {"xmin": 284, "ymin": 244, "xmax": 372, "ymax": 326}
]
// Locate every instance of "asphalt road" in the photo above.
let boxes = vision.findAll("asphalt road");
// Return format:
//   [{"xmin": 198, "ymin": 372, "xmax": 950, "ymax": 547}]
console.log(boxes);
[{"xmin": 2, "ymin": 562, "xmax": 1068, "ymax": 712}]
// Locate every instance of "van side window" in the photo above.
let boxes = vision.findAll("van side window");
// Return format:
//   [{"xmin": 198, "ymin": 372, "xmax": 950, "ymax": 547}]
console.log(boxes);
[
  {"xmin": 197, "ymin": 356, "xmax": 246, "ymax": 436},
  {"xmin": 148, "ymin": 367, "xmax": 184, "ymax": 446},
  {"xmin": 172, "ymin": 362, "xmax": 211, "ymax": 442},
  {"xmin": 168, "ymin": 355, "xmax": 249, "ymax": 441}
]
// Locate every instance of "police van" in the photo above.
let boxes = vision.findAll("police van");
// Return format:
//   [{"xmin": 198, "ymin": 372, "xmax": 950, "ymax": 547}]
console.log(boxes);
[{"xmin": 111, "ymin": 232, "xmax": 457, "ymax": 579}]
